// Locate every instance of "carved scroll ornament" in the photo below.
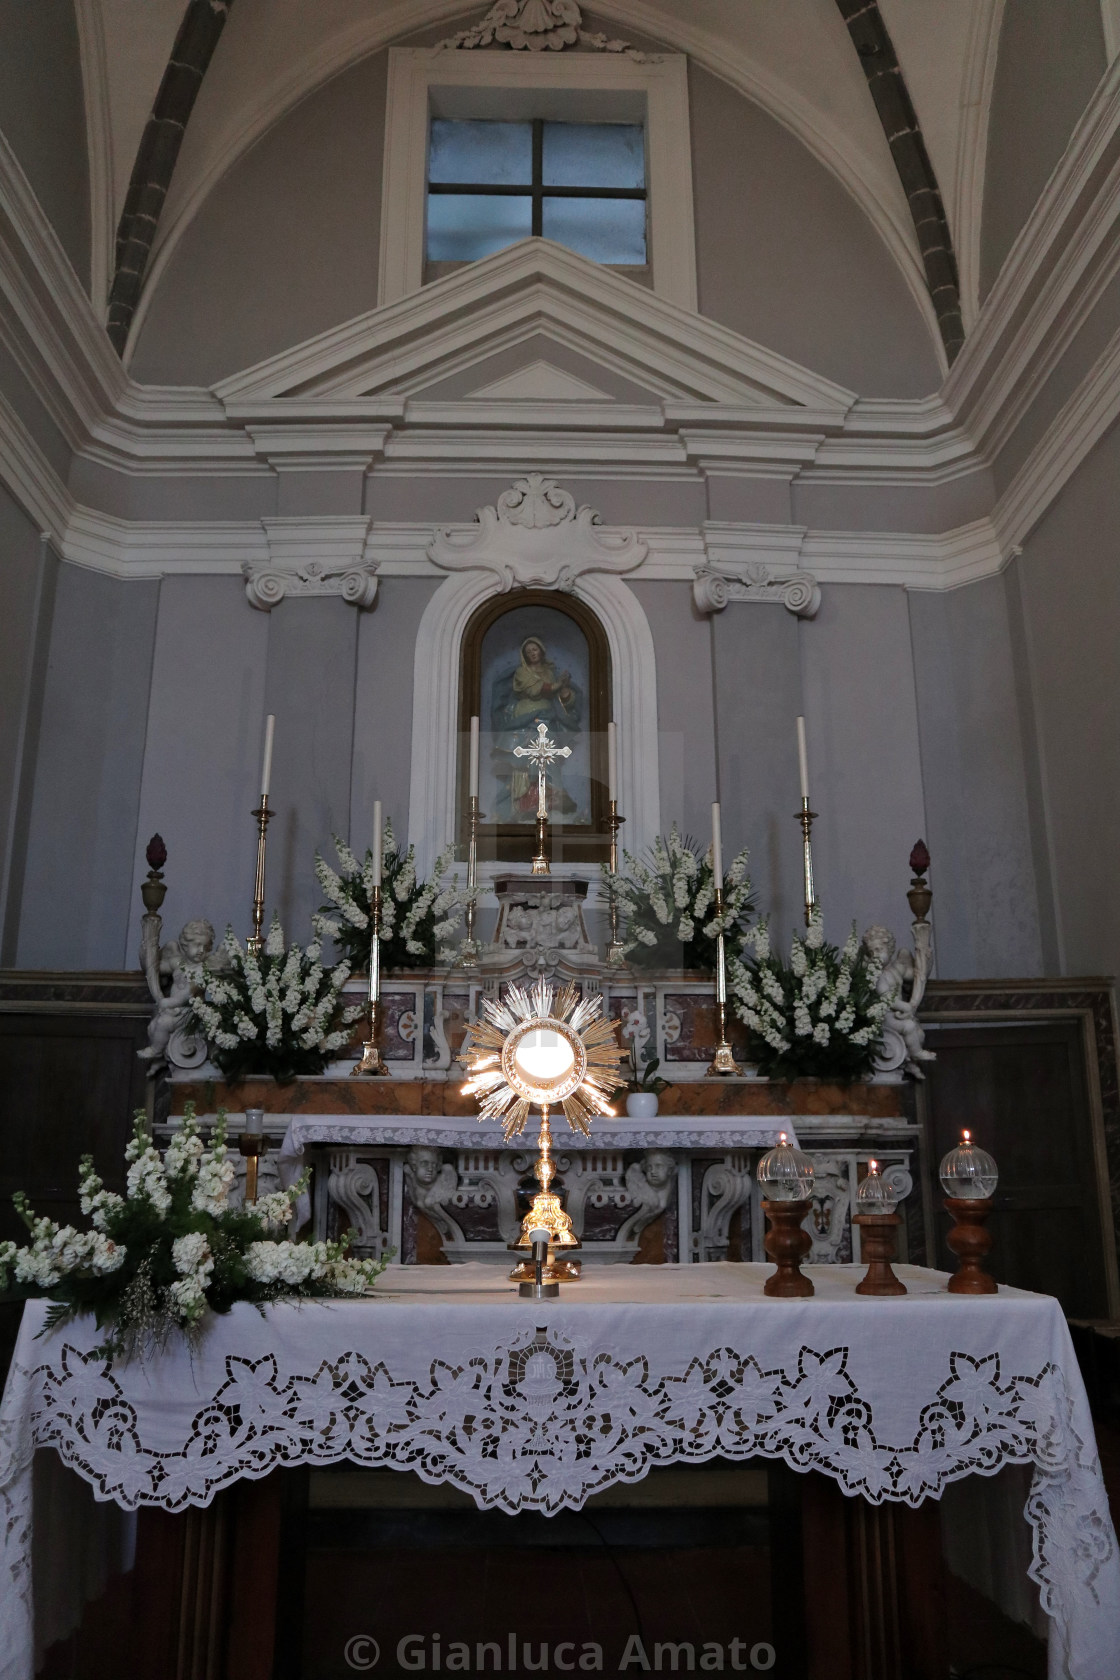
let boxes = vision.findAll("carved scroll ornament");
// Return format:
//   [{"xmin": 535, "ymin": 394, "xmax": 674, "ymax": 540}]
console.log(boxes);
[
  {"xmin": 438, "ymin": 0, "xmax": 637, "ymax": 54},
  {"xmin": 692, "ymin": 564, "xmax": 821, "ymax": 619},
  {"xmin": 428, "ymin": 474, "xmax": 647, "ymax": 592}
]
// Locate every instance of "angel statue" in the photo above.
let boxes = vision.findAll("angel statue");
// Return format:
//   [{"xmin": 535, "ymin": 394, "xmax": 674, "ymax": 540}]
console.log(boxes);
[
  {"xmin": 138, "ymin": 915, "xmax": 225, "ymax": 1077},
  {"xmin": 862, "ymin": 922, "xmax": 936, "ymax": 1079}
]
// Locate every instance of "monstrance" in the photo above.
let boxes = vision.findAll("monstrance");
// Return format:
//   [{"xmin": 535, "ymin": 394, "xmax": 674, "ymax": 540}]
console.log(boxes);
[{"xmin": 460, "ymin": 980, "xmax": 626, "ymax": 1289}]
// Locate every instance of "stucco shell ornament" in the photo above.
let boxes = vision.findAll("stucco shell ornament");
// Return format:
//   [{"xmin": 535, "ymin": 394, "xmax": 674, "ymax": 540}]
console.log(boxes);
[
  {"xmin": 428, "ymin": 474, "xmax": 647, "ymax": 592},
  {"xmin": 439, "ymin": 0, "xmax": 635, "ymax": 54}
]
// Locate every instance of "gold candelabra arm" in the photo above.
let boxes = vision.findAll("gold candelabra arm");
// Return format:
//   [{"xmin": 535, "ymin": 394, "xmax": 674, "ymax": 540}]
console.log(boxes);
[
  {"xmin": 796, "ymin": 797, "xmax": 818, "ymax": 927},
  {"xmin": 606, "ymin": 799, "xmax": 626, "ymax": 963},
  {"xmin": 352, "ymin": 883, "xmax": 388, "ymax": 1076},
  {"xmin": 246, "ymin": 795, "xmax": 272, "ymax": 955},
  {"xmin": 706, "ymin": 884, "xmax": 741, "ymax": 1077}
]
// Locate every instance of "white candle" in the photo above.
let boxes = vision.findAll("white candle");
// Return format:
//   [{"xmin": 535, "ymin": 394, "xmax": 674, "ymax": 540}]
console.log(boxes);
[
  {"xmin": 710, "ymin": 801, "xmax": 724, "ymax": 882},
  {"xmin": 469, "ymin": 716, "xmax": 480, "ymax": 799},
  {"xmin": 796, "ymin": 715, "xmax": 810, "ymax": 803},
  {"xmin": 607, "ymin": 721, "xmax": 618, "ymax": 802},
  {"xmin": 372, "ymin": 800, "xmax": 382, "ymax": 888},
  {"xmin": 260, "ymin": 714, "xmax": 275, "ymax": 798}
]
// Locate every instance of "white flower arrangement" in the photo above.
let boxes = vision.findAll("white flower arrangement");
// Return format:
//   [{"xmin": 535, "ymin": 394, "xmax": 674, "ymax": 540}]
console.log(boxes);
[
  {"xmin": 728, "ymin": 911, "xmax": 890, "ymax": 1081},
  {"xmin": 186, "ymin": 916, "xmax": 363, "ymax": 1084},
  {"xmin": 315, "ymin": 823, "xmax": 462, "ymax": 971},
  {"xmin": 602, "ymin": 825, "xmax": 754, "ymax": 971},
  {"xmin": 0, "ymin": 1104, "xmax": 389, "ymax": 1358}
]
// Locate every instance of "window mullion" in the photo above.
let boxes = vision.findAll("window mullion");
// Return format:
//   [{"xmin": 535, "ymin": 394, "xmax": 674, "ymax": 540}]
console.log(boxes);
[{"xmin": 531, "ymin": 118, "xmax": 544, "ymax": 239}]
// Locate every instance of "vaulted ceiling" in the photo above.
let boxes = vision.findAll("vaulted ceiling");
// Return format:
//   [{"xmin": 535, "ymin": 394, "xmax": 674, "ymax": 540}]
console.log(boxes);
[{"xmin": 79, "ymin": 0, "xmax": 1006, "ymax": 361}]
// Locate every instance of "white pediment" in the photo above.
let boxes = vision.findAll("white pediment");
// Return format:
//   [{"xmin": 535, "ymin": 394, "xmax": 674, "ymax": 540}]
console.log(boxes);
[
  {"xmin": 215, "ymin": 239, "xmax": 856, "ymax": 417},
  {"xmin": 468, "ymin": 360, "xmax": 615, "ymax": 402}
]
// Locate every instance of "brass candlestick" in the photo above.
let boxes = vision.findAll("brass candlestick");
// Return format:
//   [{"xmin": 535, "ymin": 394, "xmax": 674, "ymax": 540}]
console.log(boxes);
[
  {"xmin": 238, "ymin": 1111, "xmax": 269, "ymax": 1205},
  {"xmin": 352, "ymin": 884, "xmax": 388, "ymax": 1076},
  {"xmin": 762, "ymin": 1199, "xmax": 814, "ymax": 1297},
  {"xmin": 531, "ymin": 808, "xmax": 551, "ymax": 876},
  {"xmin": 796, "ymin": 797, "xmax": 818, "ymax": 927},
  {"xmin": 461, "ymin": 794, "xmax": 481, "ymax": 967},
  {"xmin": 943, "ymin": 1196, "xmax": 998, "ymax": 1294},
  {"xmin": 509, "ymin": 1105, "xmax": 581, "ymax": 1283},
  {"xmin": 246, "ymin": 795, "xmax": 273, "ymax": 955},
  {"xmin": 606, "ymin": 798, "xmax": 625, "ymax": 963},
  {"xmin": 706, "ymin": 885, "xmax": 740, "ymax": 1076}
]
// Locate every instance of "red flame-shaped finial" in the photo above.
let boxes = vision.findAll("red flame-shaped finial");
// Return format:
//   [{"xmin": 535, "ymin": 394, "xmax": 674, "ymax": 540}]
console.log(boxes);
[
  {"xmin": 145, "ymin": 834, "xmax": 167, "ymax": 871},
  {"xmin": 909, "ymin": 839, "xmax": 930, "ymax": 876}
]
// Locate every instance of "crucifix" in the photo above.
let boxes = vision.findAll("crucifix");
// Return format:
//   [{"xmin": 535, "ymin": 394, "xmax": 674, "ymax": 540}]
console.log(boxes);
[{"xmin": 513, "ymin": 722, "xmax": 572, "ymax": 875}]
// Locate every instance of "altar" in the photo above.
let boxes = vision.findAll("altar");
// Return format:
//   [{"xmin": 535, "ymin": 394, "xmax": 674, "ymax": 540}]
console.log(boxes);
[{"xmin": 2, "ymin": 1266, "xmax": 1117, "ymax": 1680}]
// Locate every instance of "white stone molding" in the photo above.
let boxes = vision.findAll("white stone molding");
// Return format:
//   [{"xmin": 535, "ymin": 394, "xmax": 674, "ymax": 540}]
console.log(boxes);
[
  {"xmin": 243, "ymin": 516, "xmax": 380, "ymax": 610},
  {"xmin": 692, "ymin": 565, "xmax": 821, "ymax": 619},
  {"xmin": 949, "ymin": 0, "xmax": 1004, "ymax": 333},
  {"xmin": 429, "ymin": 474, "xmax": 647, "ymax": 591},
  {"xmin": 73, "ymin": 0, "xmax": 114, "ymax": 320},
  {"xmin": 437, "ymin": 0, "xmax": 636, "ymax": 54},
  {"xmin": 405, "ymin": 567, "xmax": 660, "ymax": 875},
  {"xmin": 378, "ymin": 47, "xmax": 697, "ymax": 311},
  {"xmin": 217, "ymin": 241, "xmax": 849, "ymax": 411}
]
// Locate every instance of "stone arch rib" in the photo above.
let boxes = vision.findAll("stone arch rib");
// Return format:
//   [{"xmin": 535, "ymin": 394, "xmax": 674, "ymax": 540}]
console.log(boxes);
[
  {"xmin": 834, "ymin": 0, "xmax": 965, "ymax": 362},
  {"xmin": 106, "ymin": 0, "xmax": 235, "ymax": 355}
]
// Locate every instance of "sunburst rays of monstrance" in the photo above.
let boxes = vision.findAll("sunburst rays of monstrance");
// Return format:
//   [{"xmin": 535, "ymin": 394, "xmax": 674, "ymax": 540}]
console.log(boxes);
[{"xmin": 461, "ymin": 980, "xmax": 627, "ymax": 1286}]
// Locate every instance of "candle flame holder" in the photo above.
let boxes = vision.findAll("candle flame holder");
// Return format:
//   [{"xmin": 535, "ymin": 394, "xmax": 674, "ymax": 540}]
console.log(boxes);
[{"xmin": 460, "ymin": 794, "xmax": 482, "ymax": 967}]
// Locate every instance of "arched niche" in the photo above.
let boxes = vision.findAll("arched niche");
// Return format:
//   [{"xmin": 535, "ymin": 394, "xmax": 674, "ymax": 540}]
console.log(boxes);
[
  {"xmin": 459, "ymin": 588, "xmax": 611, "ymax": 866},
  {"xmin": 407, "ymin": 571, "xmax": 660, "ymax": 877}
]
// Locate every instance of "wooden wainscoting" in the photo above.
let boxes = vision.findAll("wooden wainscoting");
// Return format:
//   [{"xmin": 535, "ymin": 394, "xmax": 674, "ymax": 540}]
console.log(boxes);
[{"xmin": 919, "ymin": 979, "xmax": 1120, "ymax": 1321}]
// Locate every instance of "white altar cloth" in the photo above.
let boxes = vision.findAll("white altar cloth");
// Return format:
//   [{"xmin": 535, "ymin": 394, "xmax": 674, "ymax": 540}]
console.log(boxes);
[{"xmin": 1, "ymin": 1263, "xmax": 1116, "ymax": 1680}]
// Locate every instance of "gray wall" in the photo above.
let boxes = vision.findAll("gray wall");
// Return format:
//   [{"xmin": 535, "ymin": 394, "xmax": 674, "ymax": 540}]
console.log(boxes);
[
  {"xmin": 710, "ymin": 603, "xmax": 803, "ymax": 941},
  {"xmin": 0, "ymin": 485, "xmax": 57, "ymax": 962},
  {"xmin": 689, "ymin": 65, "xmax": 942, "ymax": 398},
  {"xmin": 16, "ymin": 567, "xmax": 159, "ymax": 969},
  {"xmin": 125, "ymin": 575, "xmax": 269, "ymax": 964},
  {"xmin": 130, "ymin": 52, "xmax": 389, "ymax": 385},
  {"xmin": 628, "ymin": 580, "xmax": 718, "ymax": 852},
  {"xmin": 1008, "ymin": 420, "xmax": 1120, "ymax": 983},
  {"xmin": 981, "ymin": 0, "xmax": 1106, "ymax": 300},
  {"xmin": 797, "ymin": 585, "xmax": 929, "ymax": 946},
  {"xmin": 0, "ymin": 0, "xmax": 90, "ymax": 290},
  {"xmin": 908, "ymin": 577, "xmax": 1044, "ymax": 977}
]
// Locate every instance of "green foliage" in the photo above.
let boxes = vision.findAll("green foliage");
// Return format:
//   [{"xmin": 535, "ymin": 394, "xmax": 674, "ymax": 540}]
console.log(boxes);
[{"xmin": 0, "ymin": 1105, "xmax": 388, "ymax": 1360}]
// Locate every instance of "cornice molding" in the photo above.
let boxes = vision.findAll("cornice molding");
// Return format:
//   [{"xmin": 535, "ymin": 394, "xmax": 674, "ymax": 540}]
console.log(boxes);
[{"xmin": 945, "ymin": 53, "xmax": 1120, "ymax": 458}]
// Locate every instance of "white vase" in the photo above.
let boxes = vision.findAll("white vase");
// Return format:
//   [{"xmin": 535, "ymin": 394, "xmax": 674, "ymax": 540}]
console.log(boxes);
[{"xmin": 626, "ymin": 1091, "xmax": 659, "ymax": 1119}]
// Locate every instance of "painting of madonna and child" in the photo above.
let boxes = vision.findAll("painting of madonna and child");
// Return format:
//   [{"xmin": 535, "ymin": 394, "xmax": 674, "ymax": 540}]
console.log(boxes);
[{"xmin": 473, "ymin": 602, "xmax": 606, "ymax": 856}]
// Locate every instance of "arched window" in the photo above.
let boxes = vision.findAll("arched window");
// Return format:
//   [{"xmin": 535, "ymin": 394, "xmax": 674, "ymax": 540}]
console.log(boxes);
[{"xmin": 459, "ymin": 590, "xmax": 611, "ymax": 864}]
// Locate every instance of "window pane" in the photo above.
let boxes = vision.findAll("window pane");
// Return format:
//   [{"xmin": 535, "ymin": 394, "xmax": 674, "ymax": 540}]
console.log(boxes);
[
  {"xmin": 542, "ymin": 122, "xmax": 645, "ymax": 188},
  {"xmin": 542, "ymin": 196, "xmax": 647, "ymax": 264},
  {"xmin": 427, "ymin": 193, "xmax": 533, "ymax": 262},
  {"xmin": 429, "ymin": 119, "xmax": 532, "ymax": 185}
]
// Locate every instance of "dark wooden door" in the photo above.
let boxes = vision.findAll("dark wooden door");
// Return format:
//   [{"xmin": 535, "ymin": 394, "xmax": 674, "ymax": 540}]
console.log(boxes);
[
  {"xmin": 0, "ymin": 1012, "xmax": 149, "ymax": 1246},
  {"xmin": 920, "ymin": 1020, "xmax": 1109, "ymax": 1318}
]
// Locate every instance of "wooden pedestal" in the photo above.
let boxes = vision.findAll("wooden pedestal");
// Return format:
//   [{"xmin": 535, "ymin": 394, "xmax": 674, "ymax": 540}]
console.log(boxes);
[
  {"xmin": 854, "ymin": 1212, "xmax": 907, "ymax": 1296},
  {"xmin": 944, "ymin": 1195, "xmax": 998, "ymax": 1294},
  {"xmin": 762, "ymin": 1197, "xmax": 814, "ymax": 1296}
]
